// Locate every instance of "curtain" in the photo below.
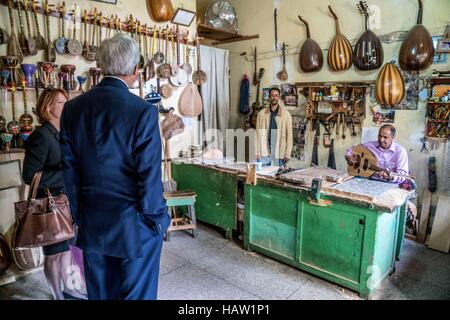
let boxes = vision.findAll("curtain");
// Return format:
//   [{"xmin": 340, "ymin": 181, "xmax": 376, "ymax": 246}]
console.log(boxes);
[{"xmin": 200, "ymin": 45, "xmax": 230, "ymax": 134}]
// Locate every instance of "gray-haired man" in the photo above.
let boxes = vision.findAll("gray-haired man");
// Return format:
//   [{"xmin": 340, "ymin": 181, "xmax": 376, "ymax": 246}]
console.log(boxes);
[{"xmin": 60, "ymin": 33, "xmax": 170, "ymax": 300}]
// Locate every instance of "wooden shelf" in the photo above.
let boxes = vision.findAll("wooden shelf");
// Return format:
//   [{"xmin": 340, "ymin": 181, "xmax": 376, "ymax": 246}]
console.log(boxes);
[
  {"xmin": 295, "ymin": 81, "xmax": 374, "ymax": 88},
  {"xmin": 429, "ymin": 77, "xmax": 450, "ymax": 84},
  {"xmin": 311, "ymin": 100, "xmax": 355, "ymax": 103},
  {"xmin": 198, "ymin": 24, "xmax": 259, "ymax": 45},
  {"xmin": 426, "ymin": 101, "xmax": 450, "ymax": 105}
]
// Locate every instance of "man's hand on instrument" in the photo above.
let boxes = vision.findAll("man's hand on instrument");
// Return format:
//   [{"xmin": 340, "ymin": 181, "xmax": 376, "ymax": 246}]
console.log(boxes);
[
  {"xmin": 345, "ymin": 155, "xmax": 356, "ymax": 166},
  {"xmin": 380, "ymin": 170, "xmax": 392, "ymax": 180}
]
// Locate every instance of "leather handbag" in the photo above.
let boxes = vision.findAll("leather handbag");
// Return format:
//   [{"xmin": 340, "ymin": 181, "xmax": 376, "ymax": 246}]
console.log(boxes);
[{"xmin": 13, "ymin": 172, "xmax": 74, "ymax": 249}]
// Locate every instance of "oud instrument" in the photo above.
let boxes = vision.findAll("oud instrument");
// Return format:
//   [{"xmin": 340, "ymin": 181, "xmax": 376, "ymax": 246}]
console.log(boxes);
[
  {"xmin": 399, "ymin": 0, "xmax": 434, "ymax": 71},
  {"xmin": 298, "ymin": 15, "xmax": 323, "ymax": 73},
  {"xmin": 327, "ymin": 6, "xmax": 352, "ymax": 72},
  {"xmin": 354, "ymin": 1, "xmax": 383, "ymax": 71},
  {"xmin": 348, "ymin": 145, "xmax": 415, "ymax": 180},
  {"xmin": 147, "ymin": 0, "xmax": 174, "ymax": 23}
]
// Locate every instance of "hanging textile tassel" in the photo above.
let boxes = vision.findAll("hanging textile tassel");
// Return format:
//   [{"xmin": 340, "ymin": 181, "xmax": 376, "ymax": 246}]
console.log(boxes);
[{"xmin": 239, "ymin": 75, "xmax": 250, "ymax": 115}]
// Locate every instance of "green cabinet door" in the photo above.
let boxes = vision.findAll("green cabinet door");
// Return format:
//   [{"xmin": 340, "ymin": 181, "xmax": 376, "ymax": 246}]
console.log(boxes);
[
  {"xmin": 299, "ymin": 204, "xmax": 365, "ymax": 284},
  {"xmin": 247, "ymin": 185, "xmax": 300, "ymax": 260},
  {"xmin": 172, "ymin": 164, "xmax": 237, "ymax": 232}
]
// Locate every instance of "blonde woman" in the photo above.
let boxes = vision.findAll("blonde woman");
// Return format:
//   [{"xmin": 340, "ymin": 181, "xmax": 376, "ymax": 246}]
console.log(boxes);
[{"xmin": 23, "ymin": 88, "xmax": 84, "ymax": 300}]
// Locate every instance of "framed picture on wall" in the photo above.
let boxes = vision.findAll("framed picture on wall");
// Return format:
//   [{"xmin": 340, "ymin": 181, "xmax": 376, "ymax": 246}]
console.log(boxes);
[
  {"xmin": 91, "ymin": 0, "xmax": 117, "ymax": 4},
  {"xmin": 281, "ymin": 84, "xmax": 298, "ymax": 106},
  {"xmin": 433, "ymin": 36, "xmax": 449, "ymax": 64},
  {"xmin": 262, "ymin": 88, "xmax": 271, "ymax": 105}
]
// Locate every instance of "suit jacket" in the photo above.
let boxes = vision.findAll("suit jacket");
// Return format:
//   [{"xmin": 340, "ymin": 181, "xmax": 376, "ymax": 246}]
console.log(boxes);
[
  {"xmin": 60, "ymin": 77, "xmax": 169, "ymax": 259},
  {"xmin": 23, "ymin": 122, "xmax": 64, "ymax": 188}
]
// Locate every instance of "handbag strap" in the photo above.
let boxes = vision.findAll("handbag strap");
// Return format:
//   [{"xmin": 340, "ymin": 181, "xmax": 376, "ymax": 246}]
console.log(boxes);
[{"xmin": 27, "ymin": 171, "xmax": 43, "ymax": 201}]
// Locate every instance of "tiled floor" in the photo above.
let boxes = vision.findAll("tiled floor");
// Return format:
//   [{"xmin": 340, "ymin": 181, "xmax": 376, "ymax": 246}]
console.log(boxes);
[{"xmin": 1, "ymin": 223, "xmax": 449, "ymax": 300}]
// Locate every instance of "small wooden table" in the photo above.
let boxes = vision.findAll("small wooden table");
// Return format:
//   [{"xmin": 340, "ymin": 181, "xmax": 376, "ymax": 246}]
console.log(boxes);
[{"xmin": 163, "ymin": 190, "xmax": 198, "ymax": 241}]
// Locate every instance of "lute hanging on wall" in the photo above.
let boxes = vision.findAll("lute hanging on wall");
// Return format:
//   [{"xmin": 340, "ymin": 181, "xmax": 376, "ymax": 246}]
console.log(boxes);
[
  {"xmin": 399, "ymin": 0, "xmax": 434, "ymax": 71},
  {"xmin": 276, "ymin": 43, "xmax": 288, "ymax": 81},
  {"xmin": 147, "ymin": 0, "xmax": 174, "ymax": 23},
  {"xmin": 298, "ymin": 15, "xmax": 323, "ymax": 73},
  {"xmin": 354, "ymin": 1, "xmax": 383, "ymax": 71},
  {"xmin": 375, "ymin": 62, "xmax": 405, "ymax": 107},
  {"xmin": 327, "ymin": 5, "xmax": 353, "ymax": 72}
]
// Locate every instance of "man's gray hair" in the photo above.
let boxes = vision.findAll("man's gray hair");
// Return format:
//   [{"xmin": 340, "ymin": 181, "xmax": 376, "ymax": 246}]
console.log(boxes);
[{"xmin": 98, "ymin": 33, "xmax": 140, "ymax": 76}]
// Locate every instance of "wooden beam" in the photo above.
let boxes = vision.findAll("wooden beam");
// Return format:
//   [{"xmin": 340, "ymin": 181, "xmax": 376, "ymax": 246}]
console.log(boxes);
[
  {"xmin": 428, "ymin": 196, "xmax": 450, "ymax": 253},
  {"xmin": 418, "ymin": 189, "xmax": 431, "ymax": 243}
]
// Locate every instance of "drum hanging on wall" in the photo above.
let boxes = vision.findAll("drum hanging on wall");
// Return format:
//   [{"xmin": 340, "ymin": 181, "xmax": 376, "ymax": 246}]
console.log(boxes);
[
  {"xmin": 375, "ymin": 62, "xmax": 405, "ymax": 107},
  {"xmin": 298, "ymin": 15, "xmax": 323, "ymax": 73},
  {"xmin": 353, "ymin": 1, "xmax": 383, "ymax": 71},
  {"xmin": 147, "ymin": 0, "xmax": 174, "ymax": 23},
  {"xmin": 399, "ymin": 0, "xmax": 434, "ymax": 71},
  {"xmin": 327, "ymin": 6, "xmax": 353, "ymax": 72}
]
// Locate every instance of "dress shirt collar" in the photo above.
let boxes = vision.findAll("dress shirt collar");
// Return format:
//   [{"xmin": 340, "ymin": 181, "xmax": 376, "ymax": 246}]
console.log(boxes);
[{"xmin": 103, "ymin": 76, "xmax": 129, "ymax": 89}]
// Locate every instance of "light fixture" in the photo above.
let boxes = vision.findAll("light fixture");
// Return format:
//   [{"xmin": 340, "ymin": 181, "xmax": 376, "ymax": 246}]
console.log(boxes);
[{"xmin": 171, "ymin": 7, "xmax": 197, "ymax": 27}]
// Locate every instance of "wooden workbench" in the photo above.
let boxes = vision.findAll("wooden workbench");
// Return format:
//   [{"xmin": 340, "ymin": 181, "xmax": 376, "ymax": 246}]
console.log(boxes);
[{"xmin": 171, "ymin": 160, "xmax": 411, "ymax": 298}]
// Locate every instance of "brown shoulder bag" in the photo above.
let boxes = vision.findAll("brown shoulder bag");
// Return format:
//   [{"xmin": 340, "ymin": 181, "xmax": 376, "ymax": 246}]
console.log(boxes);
[{"xmin": 13, "ymin": 172, "xmax": 74, "ymax": 249}]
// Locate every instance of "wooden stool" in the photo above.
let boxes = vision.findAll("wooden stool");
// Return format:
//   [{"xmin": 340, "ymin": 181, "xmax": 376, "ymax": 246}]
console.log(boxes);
[{"xmin": 163, "ymin": 190, "xmax": 198, "ymax": 241}]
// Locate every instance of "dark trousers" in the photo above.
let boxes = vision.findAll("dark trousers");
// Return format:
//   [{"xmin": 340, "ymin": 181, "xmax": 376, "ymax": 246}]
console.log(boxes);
[{"xmin": 83, "ymin": 216, "xmax": 164, "ymax": 300}]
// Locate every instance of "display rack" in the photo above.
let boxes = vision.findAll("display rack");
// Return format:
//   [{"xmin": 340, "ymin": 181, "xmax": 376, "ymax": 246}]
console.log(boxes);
[
  {"xmin": 295, "ymin": 81, "xmax": 372, "ymax": 135},
  {"xmin": 0, "ymin": 0, "xmax": 195, "ymax": 45},
  {"xmin": 426, "ymin": 77, "xmax": 450, "ymax": 139}
]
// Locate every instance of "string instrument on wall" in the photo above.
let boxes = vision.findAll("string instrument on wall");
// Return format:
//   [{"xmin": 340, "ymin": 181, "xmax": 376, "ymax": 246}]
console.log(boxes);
[
  {"xmin": 276, "ymin": 43, "xmax": 288, "ymax": 81},
  {"xmin": 354, "ymin": 1, "xmax": 383, "ymax": 71},
  {"xmin": 327, "ymin": 5, "xmax": 352, "ymax": 72},
  {"xmin": 399, "ymin": 0, "xmax": 434, "ymax": 71},
  {"xmin": 170, "ymin": 26, "xmax": 188, "ymax": 87},
  {"xmin": 17, "ymin": 0, "xmax": 36, "ymax": 56},
  {"xmin": 31, "ymin": 0, "xmax": 46, "ymax": 50},
  {"xmin": 348, "ymin": 145, "xmax": 415, "ymax": 179},
  {"xmin": 298, "ymin": 15, "xmax": 323, "ymax": 73},
  {"xmin": 44, "ymin": 0, "xmax": 56, "ymax": 62},
  {"xmin": 375, "ymin": 62, "xmax": 405, "ymax": 107},
  {"xmin": 147, "ymin": 0, "xmax": 174, "ymax": 23},
  {"xmin": 250, "ymin": 68, "xmax": 265, "ymax": 128},
  {"xmin": 7, "ymin": 0, "xmax": 23, "ymax": 63}
]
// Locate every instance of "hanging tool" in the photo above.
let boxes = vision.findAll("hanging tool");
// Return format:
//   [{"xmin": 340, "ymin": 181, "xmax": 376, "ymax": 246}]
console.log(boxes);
[
  {"xmin": 274, "ymin": 9, "xmax": 279, "ymax": 51},
  {"xmin": 420, "ymin": 137, "xmax": 429, "ymax": 154},
  {"xmin": 327, "ymin": 139, "xmax": 336, "ymax": 169},
  {"xmin": 253, "ymin": 47, "xmax": 258, "ymax": 86},
  {"xmin": 311, "ymin": 135, "xmax": 319, "ymax": 166}
]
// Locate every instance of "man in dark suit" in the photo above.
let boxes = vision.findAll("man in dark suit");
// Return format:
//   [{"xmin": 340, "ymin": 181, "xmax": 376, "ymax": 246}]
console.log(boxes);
[{"xmin": 60, "ymin": 33, "xmax": 170, "ymax": 300}]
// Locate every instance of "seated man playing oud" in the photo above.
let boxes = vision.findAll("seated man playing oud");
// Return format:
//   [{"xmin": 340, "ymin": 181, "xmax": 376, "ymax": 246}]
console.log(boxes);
[{"xmin": 345, "ymin": 124, "xmax": 409, "ymax": 183}]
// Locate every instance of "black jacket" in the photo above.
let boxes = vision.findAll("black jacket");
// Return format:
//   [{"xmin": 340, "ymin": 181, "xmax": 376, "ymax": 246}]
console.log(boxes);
[{"xmin": 22, "ymin": 122, "xmax": 64, "ymax": 189}]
